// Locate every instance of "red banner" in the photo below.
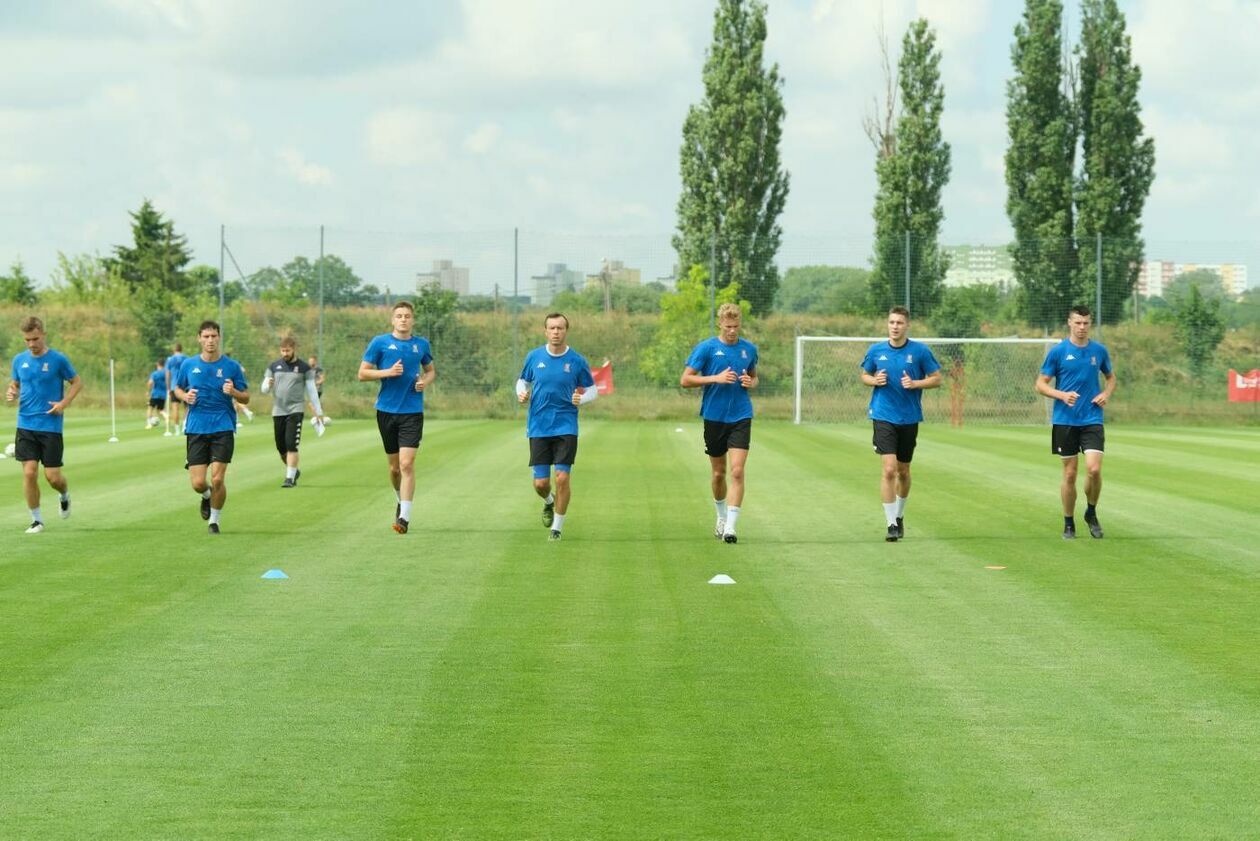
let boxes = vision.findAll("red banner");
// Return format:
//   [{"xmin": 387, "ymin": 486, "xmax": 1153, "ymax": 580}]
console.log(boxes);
[
  {"xmin": 591, "ymin": 360, "xmax": 614, "ymax": 395},
  {"xmin": 1228, "ymin": 369, "xmax": 1260, "ymax": 402}
]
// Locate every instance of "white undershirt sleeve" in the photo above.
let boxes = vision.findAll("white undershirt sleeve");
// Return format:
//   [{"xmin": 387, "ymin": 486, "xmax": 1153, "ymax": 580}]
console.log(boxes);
[
  {"xmin": 515, "ymin": 378, "xmax": 529, "ymax": 398},
  {"xmin": 578, "ymin": 386, "xmax": 599, "ymax": 405}
]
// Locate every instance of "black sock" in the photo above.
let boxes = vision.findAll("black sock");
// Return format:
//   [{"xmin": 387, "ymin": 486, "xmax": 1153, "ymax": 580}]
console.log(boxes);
[
  {"xmin": 1085, "ymin": 504, "xmax": 1096, "ymax": 518},
  {"xmin": 1065, "ymin": 516, "xmax": 1075, "ymax": 529}
]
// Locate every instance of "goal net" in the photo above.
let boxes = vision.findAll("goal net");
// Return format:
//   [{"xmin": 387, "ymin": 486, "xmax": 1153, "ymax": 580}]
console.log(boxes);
[{"xmin": 793, "ymin": 336, "xmax": 1060, "ymax": 426}]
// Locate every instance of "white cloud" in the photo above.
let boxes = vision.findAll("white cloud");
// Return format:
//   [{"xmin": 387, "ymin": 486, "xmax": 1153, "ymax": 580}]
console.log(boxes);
[
  {"xmin": 463, "ymin": 123, "xmax": 501, "ymax": 155},
  {"xmin": 365, "ymin": 108, "xmax": 450, "ymax": 167},
  {"xmin": 277, "ymin": 147, "xmax": 334, "ymax": 186}
]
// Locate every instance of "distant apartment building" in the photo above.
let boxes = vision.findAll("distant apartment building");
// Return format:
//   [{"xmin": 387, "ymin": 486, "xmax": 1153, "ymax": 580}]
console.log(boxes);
[
  {"xmin": 416, "ymin": 259, "xmax": 469, "ymax": 296},
  {"xmin": 530, "ymin": 263, "xmax": 584, "ymax": 307},
  {"xmin": 942, "ymin": 245, "xmax": 1015, "ymax": 289},
  {"xmin": 584, "ymin": 258, "xmax": 641, "ymax": 290},
  {"xmin": 1137, "ymin": 261, "xmax": 1176, "ymax": 298},
  {"xmin": 1146, "ymin": 262, "xmax": 1250, "ymax": 300}
]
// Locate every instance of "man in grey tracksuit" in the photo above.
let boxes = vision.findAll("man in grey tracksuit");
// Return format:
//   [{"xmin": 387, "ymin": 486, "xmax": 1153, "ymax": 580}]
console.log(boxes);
[{"xmin": 261, "ymin": 336, "xmax": 325, "ymax": 488}]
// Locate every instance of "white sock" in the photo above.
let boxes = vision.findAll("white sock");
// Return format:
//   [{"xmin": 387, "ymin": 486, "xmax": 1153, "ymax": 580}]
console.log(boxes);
[
  {"xmin": 895, "ymin": 496, "xmax": 907, "ymax": 518},
  {"xmin": 400, "ymin": 501, "xmax": 413, "ymax": 521},
  {"xmin": 30, "ymin": 507, "xmax": 41, "ymax": 523},
  {"xmin": 714, "ymin": 498, "xmax": 728, "ymax": 522},
  {"xmin": 552, "ymin": 513, "xmax": 566, "ymax": 532},
  {"xmin": 545, "ymin": 493, "xmax": 555, "ymax": 505},
  {"xmin": 883, "ymin": 502, "xmax": 898, "ymax": 526},
  {"xmin": 209, "ymin": 508, "xmax": 221, "ymax": 525},
  {"xmin": 286, "ymin": 467, "xmax": 297, "ymax": 480},
  {"xmin": 725, "ymin": 506, "xmax": 740, "ymax": 534},
  {"xmin": 60, "ymin": 492, "xmax": 69, "ymax": 502},
  {"xmin": 201, "ymin": 489, "xmax": 212, "ymax": 500}
]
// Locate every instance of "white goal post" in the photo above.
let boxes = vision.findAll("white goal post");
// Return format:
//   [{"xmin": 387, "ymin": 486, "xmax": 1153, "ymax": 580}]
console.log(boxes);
[{"xmin": 793, "ymin": 336, "xmax": 1061, "ymax": 426}]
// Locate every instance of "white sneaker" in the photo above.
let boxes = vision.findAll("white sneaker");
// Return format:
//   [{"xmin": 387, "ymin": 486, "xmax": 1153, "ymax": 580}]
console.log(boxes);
[
  {"xmin": 25, "ymin": 521, "xmax": 44, "ymax": 534},
  {"xmin": 60, "ymin": 497, "xmax": 70, "ymax": 519},
  {"xmin": 163, "ymin": 430, "xmax": 173, "ymax": 437},
  {"xmin": 714, "ymin": 519, "xmax": 725, "ymax": 540}
]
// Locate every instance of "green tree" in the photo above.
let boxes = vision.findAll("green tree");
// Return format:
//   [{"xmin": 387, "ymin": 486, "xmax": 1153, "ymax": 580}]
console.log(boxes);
[
  {"xmin": 281, "ymin": 255, "xmax": 371, "ymax": 306},
  {"xmin": 1164, "ymin": 269, "xmax": 1228, "ymax": 308},
  {"xmin": 551, "ymin": 283, "xmax": 663, "ymax": 314},
  {"xmin": 413, "ymin": 282, "xmax": 487, "ymax": 390},
  {"xmin": 0, "ymin": 260, "xmax": 39, "ymax": 305},
  {"xmin": 1173, "ymin": 283, "xmax": 1225, "ymax": 381},
  {"xmin": 870, "ymin": 19, "xmax": 951, "ymax": 316},
  {"xmin": 673, "ymin": 0, "xmax": 789, "ymax": 315},
  {"xmin": 1005, "ymin": 0, "xmax": 1079, "ymax": 328},
  {"xmin": 1074, "ymin": 0, "xmax": 1156, "ymax": 325},
  {"xmin": 776, "ymin": 266, "xmax": 872, "ymax": 314},
  {"xmin": 639, "ymin": 265, "xmax": 746, "ymax": 386},
  {"xmin": 106, "ymin": 200, "xmax": 196, "ymax": 356}
]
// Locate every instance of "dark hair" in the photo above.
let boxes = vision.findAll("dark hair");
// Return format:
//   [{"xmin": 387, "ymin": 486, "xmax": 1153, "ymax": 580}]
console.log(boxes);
[
  {"xmin": 198, "ymin": 320, "xmax": 221, "ymax": 335},
  {"xmin": 280, "ymin": 335, "xmax": 297, "ymax": 349},
  {"xmin": 543, "ymin": 312, "xmax": 569, "ymax": 328},
  {"xmin": 157, "ymin": 358, "xmax": 166, "ymax": 366},
  {"xmin": 173, "ymin": 342, "xmax": 183, "ymax": 352},
  {"xmin": 393, "ymin": 301, "xmax": 414, "ymax": 314},
  {"xmin": 19, "ymin": 316, "xmax": 43, "ymax": 333},
  {"xmin": 888, "ymin": 305, "xmax": 910, "ymax": 319},
  {"xmin": 1070, "ymin": 305, "xmax": 1092, "ymax": 319}
]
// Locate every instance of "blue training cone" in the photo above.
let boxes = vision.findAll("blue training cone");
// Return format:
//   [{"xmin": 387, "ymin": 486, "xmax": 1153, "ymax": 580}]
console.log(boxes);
[{"xmin": 261, "ymin": 569, "xmax": 289, "ymax": 580}]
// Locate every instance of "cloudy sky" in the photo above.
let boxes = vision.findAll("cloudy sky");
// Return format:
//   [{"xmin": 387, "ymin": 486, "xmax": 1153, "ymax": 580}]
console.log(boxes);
[{"xmin": 1, "ymin": 0, "xmax": 1256, "ymax": 295}]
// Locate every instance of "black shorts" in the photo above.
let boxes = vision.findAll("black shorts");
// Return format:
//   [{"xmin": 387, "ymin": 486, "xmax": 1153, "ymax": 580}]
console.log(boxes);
[
  {"xmin": 1052, "ymin": 424, "xmax": 1105, "ymax": 457},
  {"xmin": 377, "ymin": 411, "xmax": 423, "ymax": 454},
  {"xmin": 704, "ymin": 418, "xmax": 752, "ymax": 457},
  {"xmin": 529, "ymin": 435, "xmax": 578, "ymax": 467},
  {"xmin": 186, "ymin": 431, "xmax": 235, "ymax": 466},
  {"xmin": 15, "ymin": 428, "xmax": 64, "ymax": 468},
  {"xmin": 149, "ymin": 397, "xmax": 166, "ymax": 410},
  {"xmin": 274, "ymin": 413, "xmax": 303, "ymax": 455},
  {"xmin": 872, "ymin": 420, "xmax": 919, "ymax": 463}
]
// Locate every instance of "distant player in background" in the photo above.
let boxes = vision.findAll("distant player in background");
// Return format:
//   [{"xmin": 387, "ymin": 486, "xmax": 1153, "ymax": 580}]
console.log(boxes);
[
  {"xmin": 307, "ymin": 355, "xmax": 329, "ymax": 423},
  {"xmin": 146, "ymin": 359, "xmax": 168, "ymax": 428},
  {"xmin": 232, "ymin": 363, "xmax": 255, "ymax": 427},
  {"xmin": 173, "ymin": 320, "xmax": 249, "ymax": 535},
  {"xmin": 164, "ymin": 342, "xmax": 187, "ymax": 436},
  {"xmin": 860, "ymin": 306, "xmax": 942, "ymax": 542},
  {"xmin": 358, "ymin": 301, "xmax": 435, "ymax": 534},
  {"xmin": 517, "ymin": 312, "xmax": 596, "ymax": 542},
  {"xmin": 261, "ymin": 336, "xmax": 325, "ymax": 488},
  {"xmin": 680, "ymin": 302, "xmax": 758, "ymax": 544},
  {"xmin": 1035, "ymin": 305, "xmax": 1116, "ymax": 540},
  {"xmin": 6, "ymin": 316, "xmax": 82, "ymax": 534}
]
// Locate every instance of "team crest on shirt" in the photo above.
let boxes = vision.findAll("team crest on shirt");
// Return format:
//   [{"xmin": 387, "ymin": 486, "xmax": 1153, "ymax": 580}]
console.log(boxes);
[
  {"xmin": 412, "ymin": 344, "xmax": 418, "ymax": 353},
  {"xmin": 907, "ymin": 354, "xmax": 913, "ymax": 363},
  {"xmin": 42, "ymin": 362, "xmax": 49, "ymax": 371},
  {"xmin": 741, "ymin": 350, "xmax": 748, "ymax": 359},
  {"xmin": 1091, "ymin": 356, "xmax": 1098, "ymax": 366},
  {"xmin": 217, "ymin": 369, "xmax": 223, "ymax": 377},
  {"xmin": 564, "ymin": 363, "xmax": 571, "ymax": 372}
]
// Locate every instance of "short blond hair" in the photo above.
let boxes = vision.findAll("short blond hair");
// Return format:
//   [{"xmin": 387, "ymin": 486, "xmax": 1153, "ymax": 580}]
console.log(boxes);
[
  {"xmin": 716, "ymin": 303, "xmax": 741, "ymax": 322},
  {"xmin": 19, "ymin": 316, "xmax": 43, "ymax": 333}
]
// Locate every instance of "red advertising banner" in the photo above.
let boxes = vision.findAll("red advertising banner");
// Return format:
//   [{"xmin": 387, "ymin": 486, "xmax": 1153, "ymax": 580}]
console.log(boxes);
[
  {"xmin": 1227, "ymin": 369, "xmax": 1260, "ymax": 402},
  {"xmin": 591, "ymin": 360, "xmax": 615, "ymax": 395}
]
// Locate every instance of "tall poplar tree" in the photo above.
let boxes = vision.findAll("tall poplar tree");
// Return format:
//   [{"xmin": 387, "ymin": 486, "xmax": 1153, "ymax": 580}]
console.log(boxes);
[
  {"xmin": 1005, "ymin": 0, "xmax": 1078, "ymax": 329},
  {"xmin": 1074, "ymin": 0, "xmax": 1155, "ymax": 325},
  {"xmin": 870, "ymin": 18, "xmax": 951, "ymax": 316},
  {"xmin": 106, "ymin": 200, "xmax": 195, "ymax": 356},
  {"xmin": 673, "ymin": 0, "xmax": 789, "ymax": 315}
]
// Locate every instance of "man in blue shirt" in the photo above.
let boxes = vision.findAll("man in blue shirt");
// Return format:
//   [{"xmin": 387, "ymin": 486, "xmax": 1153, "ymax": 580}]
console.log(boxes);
[
  {"xmin": 516, "ymin": 312, "xmax": 597, "ymax": 542},
  {"xmin": 172, "ymin": 320, "xmax": 249, "ymax": 535},
  {"xmin": 164, "ymin": 342, "xmax": 187, "ymax": 436},
  {"xmin": 358, "ymin": 301, "xmax": 435, "ymax": 534},
  {"xmin": 146, "ymin": 359, "xmax": 167, "ymax": 429},
  {"xmin": 681, "ymin": 302, "xmax": 758, "ymax": 544},
  {"xmin": 6, "ymin": 316, "xmax": 82, "ymax": 534},
  {"xmin": 860, "ymin": 306, "xmax": 942, "ymax": 542},
  {"xmin": 1035, "ymin": 305, "xmax": 1116, "ymax": 540}
]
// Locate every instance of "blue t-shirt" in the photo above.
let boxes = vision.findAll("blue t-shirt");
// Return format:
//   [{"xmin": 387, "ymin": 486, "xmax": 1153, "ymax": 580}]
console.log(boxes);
[
  {"xmin": 685, "ymin": 336, "xmax": 758, "ymax": 423},
  {"xmin": 519, "ymin": 346, "xmax": 595, "ymax": 438},
  {"xmin": 176, "ymin": 355, "xmax": 248, "ymax": 435},
  {"xmin": 149, "ymin": 370, "xmax": 166, "ymax": 398},
  {"xmin": 164, "ymin": 353, "xmax": 186, "ymax": 392},
  {"xmin": 11, "ymin": 349, "xmax": 77, "ymax": 433},
  {"xmin": 1040, "ymin": 339, "xmax": 1112, "ymax": 426},
  {"xmin": 861, "ymin": 339, "xmax": 942, "ymax": 425},
  {"xmin": 362, "ymin": 333, "xmax": 433, "ymax": 414}
]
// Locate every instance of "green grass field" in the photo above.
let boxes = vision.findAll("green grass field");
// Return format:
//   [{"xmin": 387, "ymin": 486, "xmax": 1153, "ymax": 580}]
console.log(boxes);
[{"xmin": 2, "ymin": 415, "xmax": 1258, "ymax": 839}]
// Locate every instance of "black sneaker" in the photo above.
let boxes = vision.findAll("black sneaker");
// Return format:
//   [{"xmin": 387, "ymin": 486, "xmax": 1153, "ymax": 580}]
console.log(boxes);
[
  {"xmin": 723, "ymin": 533, "xmax": 738, "ymax": 544},
  {"xmin": 886, "ymin": 524, "xmax": 900, "ymax": 542},
  {"xmin": 393, "ymin": 518, "xmax": 409, "ymax": 535},
  {"xmin": 1084, "ymin": 514, "xmax": 1103, "ymax": 539},
  {"xmin": 542, "ymin": 500, "xmax": 555, "ymax": 528},
  {"xmin": 60, "ymin": 497, "xmax": 71, "ymax": 519},
  {"xmin": 395, "ymin": 502, "xmax": 401, "ymax": 521},
  {"xmin": 896, "ymin": 516, "xmax": 904, "ymax": 539},
  {"xmin": 281, "ymin": 478, "xmax": 295, "ymax": 488},
  {"xmin": 292, "ymin": 469, "xmax": 301, "ymax": 487},
  {"xmin": 548, "ymin": 529, "xmax": 562, "ymax": 541},
  {"xmin": 200, "ymin": 495, "xmax": 211, "ymax": 520},
  {"xmin": 1063, "ymin": 525, "xmax": 1076, "ymax": 540},
  {"xmin": 208, "ymin": 523, "xmax": 220, "ymax": 535}
]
